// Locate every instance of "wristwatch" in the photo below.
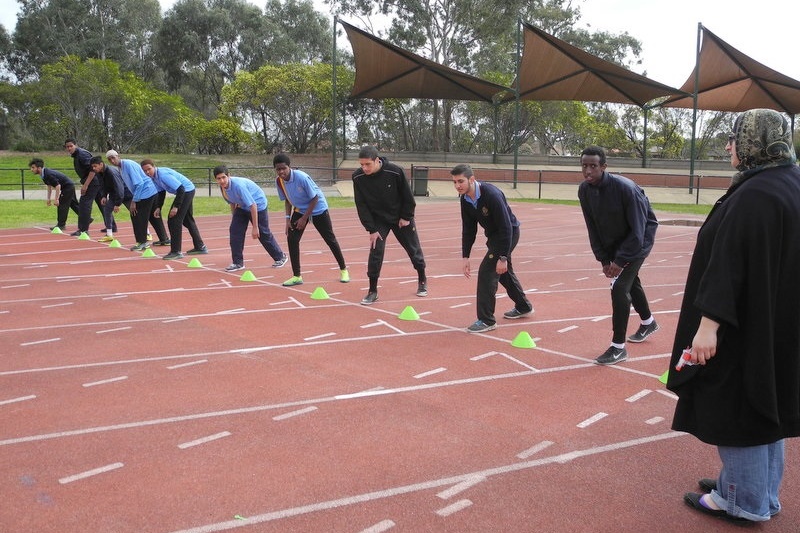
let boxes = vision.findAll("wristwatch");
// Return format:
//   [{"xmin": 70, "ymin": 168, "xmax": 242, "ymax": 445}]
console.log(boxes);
[{"xmin": 498, "ymin": 256, "xmax": 507, "ymax": 262}]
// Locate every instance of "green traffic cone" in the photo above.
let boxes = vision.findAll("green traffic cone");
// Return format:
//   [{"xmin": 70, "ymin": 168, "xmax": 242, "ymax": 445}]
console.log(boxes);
[
  {"xmin": 109, "ymin": 239, "xmax": 122, "ymax": 248},
  {"xmin": 310, "ymin": 287, "xmax": 329, "ymax": 300},
  {"xmin": 187, "ymin": 258, "xmax": 202, "ymax": 268},
  {"xmin": 141, "ymin": 248, "xmax": 157, "ymax": 258},
  {"xmin": 658, "ymin": 369, "xmax": 670, "ymax": 385},
  {"xmin": 51, "ymin": 226, "xmax": 63, "ymax": 234},
  {"xmin": 78, "ymin": 232, "xmax": 90, "ymax": 240},
  {"xmin": 398, "ymin": 305, "xmax": 419, "ymax": 320},
  {"xmin": 240, "ymin": 270, "xmax": 257, "ymax": 281},
  {"xmin": 511, "ymin": 331, "xmax": 536, "ymax": 348}
]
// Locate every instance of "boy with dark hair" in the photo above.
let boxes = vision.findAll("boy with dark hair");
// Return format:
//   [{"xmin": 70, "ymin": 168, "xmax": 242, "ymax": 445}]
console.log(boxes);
[
  {"xmin": 452, "ymin": 164, "xmax": 533, "ymax": 332},
  {"xmin": 29, "ymin": 158, "xmax": 79, "ymax": 232},
  {"xmin": 213, "ymin": 165, "xmax": 287, "ymax": 272},
  {"xmin": 578, "ymin": 145, "xmax": 659, "ymax": 365},
  {"xmin": 352, "ymin": 145, "xmax": 427, "ymax": 304},
  {"xmin": 273, "ymin": 153, "xmax": 348, "ymax": 285}
]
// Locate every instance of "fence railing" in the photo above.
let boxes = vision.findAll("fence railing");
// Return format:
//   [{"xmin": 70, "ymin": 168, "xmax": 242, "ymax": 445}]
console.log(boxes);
[{"xmin": 0, "ymin": 164, "xmax": 727, "ymax": 204}]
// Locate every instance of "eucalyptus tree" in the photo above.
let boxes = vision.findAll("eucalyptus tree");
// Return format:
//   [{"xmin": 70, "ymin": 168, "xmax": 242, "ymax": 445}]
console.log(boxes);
[
  {"xmin": 222, "ymin": 62, "xmax": 352, "ymax": 153},
  {"xmin": 10, "ymin": 0, "xmax": 161, "ymax": 82}
]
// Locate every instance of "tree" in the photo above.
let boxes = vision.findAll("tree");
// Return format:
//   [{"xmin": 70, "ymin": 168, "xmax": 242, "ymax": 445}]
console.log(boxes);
[
  {"xmin": 10, "ymin": 0, "xmax": 161, "ymax": 81},
  {"xmin": 222, "ymin": 62, "xmax": 352, "ymax": 153}
]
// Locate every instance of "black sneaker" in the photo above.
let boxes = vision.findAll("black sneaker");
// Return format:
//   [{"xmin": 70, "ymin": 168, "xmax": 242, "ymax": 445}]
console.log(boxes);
[
  {"xmin": 186, "ymin": 245, "xmax": 208, "ymax": 255},
  {"xmin": 224, "ymin": 263, "xmax": 244, "ymax": 272},
  {"xmin": 69, "ymin": 230, "xmax": 82, "ymax": 236},
  {"xmin": 163, "ymin": 251, "xmax": 184, "ymax": 260},
  {"xmin": 627, "ymin": 321, "xmax": 659, "ymax": 343},
  {"xmin": 698, "ymin": 478, "xmax": 717, "ymax": 493},
  {"xmin": 272, "ymin": 254, "xmax": 288, "ymax": 268},
  {"xmin": 503, "ymin": 307, "xmax": 533, "ymax": 319},
  {"xmin": 416, "ymin": 282, "xmax": 428, "ymax": 297},
  {"xmin": 360, "ymin": 291, "xmax": 378, "ymax": 305},
  {"xmin": 153, "ymin": 239, "xmax": 171, "ymax": 246},
  {"xmin": 595, "ymin": 346, "xmax": 628, "ymax": 365},
  {"xmin": 466, "ymin": 320, "xmax": 496, "ymax": 333}
]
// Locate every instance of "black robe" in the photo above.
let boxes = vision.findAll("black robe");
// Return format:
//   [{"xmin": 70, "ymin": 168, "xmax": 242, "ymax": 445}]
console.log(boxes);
[{"xmin": 668, "ymin": 164, "xmax": 800, "ymax": 446}]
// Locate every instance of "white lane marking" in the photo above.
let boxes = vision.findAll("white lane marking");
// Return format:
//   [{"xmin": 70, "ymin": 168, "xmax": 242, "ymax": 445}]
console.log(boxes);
[
  {"xmin": 414, "ymin": 368, "xmax": 446, "ymax": 379},
  {"xmin": 20, "ymin": 338, "xmax": 60, "ymax": 346},
  {"xmin": 358, "ymin": 519, "xmax": 395, "ymax": 533},
  {"xmin": 0, "ymin": 395, "xmax": 37, "ymax": 406},
  {"xmin": 577, "ymin": 412, "xmax": 608, "ymax": 428},
  {"xmin": 516, "ymin": 440, "xmax": 555, "ymax": 460},
  {"xmin": 557, "ymin": 325, "xmax": 578, "ymax": 333},
  {"xmin": 59, "ymin": 463, "xmax": 124, "ymax": 484},
  {"xmin": 272, "ymin": 406, "xmax": 318, "ymax": 421},
  {"xmin": 41, "ymin": 302, "xmax": 73, "ymax": 309},
  {"xmin": 167, "ymin": 360, "xmax": 208, "ymax": 370},
  {"xmin": 436, "ymin": 499, "xmax": 473, "ymax": 516},
  {"xmin": 82, "ymin": 376, "xmax": 128, "ymax": 388},
  {"xmin": 625, "ymin": 389, "xmax": 652, "ymax": 402},
  {"xmin": 97, "ymin": 326, "xmax": 132, "ymax": 334},
  {"xmin": 178, "ymin": 432, "xmax": 232, "ymax": 449},
  {"xmin": 646, "ymin": 417, "xmax": 665, "ymax": 425},
  {"xmin": 437, "ymin": 475, "xmax": 486, "ymax": 499}
]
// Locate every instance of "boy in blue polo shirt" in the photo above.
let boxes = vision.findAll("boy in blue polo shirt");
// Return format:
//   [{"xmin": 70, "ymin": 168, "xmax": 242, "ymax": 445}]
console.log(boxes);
[
  {"xmin": 141, "ymin": 159, "xmax": 208, "ymax": 260},
  {"xmin": 273, "ymin": 153, "xmax": 349, "ymax": 286},
  {"xmin": 213, "ymin": 165, "xmax": 287, "ymax": 272}
]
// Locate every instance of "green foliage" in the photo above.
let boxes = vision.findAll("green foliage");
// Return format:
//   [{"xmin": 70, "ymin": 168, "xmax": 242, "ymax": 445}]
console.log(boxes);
[{"xmin": 223, "ymin": 63, "xmax": 353, "ymax": 153}]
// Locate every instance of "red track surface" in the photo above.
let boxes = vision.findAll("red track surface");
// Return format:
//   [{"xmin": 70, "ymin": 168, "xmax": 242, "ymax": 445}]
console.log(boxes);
[{"xmin": 1, "ymin": 202, "xmax": 797, "ymax": 532}]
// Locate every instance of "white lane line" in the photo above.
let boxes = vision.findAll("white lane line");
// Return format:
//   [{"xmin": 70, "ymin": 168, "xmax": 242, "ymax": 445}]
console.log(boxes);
[
  {"xmin": 272, "ymin": 406, "xmax": 318, "ymax": 421},
  {"xmin": 437, "ymin": 476, "xmax": 486, "ymax": 499},
  {"xmin": 97, "ymin": 326, "xmax": 132, "ymax": 334},
  {"xmin": 2, "ymin": 284, "xmax": 31, "ymax": 289},
  {"xmin": 377, "ymin": 320, "xmax": 405, "ymax": 335},
  {"xmin": 163, "ymin": 317, "xmax": 188, "ymax": 323},
  {"xmin": 82, "ymin": 376, "xmax": 128, "ymax": 388},
  {"xmin": 414, "ymin": 368, "xmax": 446, "ymax": 379},
  {"xmin": 577, "ymin": 412, "xmax": 608, "ymax": 428},
  {"xmin": 575, "ymin": 277, "xmax": 589, "ymax": 281},
  {"xmin": 41, "ymin": 302, "xmax": 73, "ymax": 309},
  {"xmin": 557, "ymin": 325, "xmax": 578, "ymax": 333},
  {"xmin": 656, "ymin": 389, "xmax": 678, "ymax": 400},
  {"xmin": 435, "ymin": 499, "xmax": 473, "ymax": 517},
  {"xmin": 102, "ymin": 295, "xmax": 128, "ymax": 300},
  {"xmin": 304, "ymin": 332, "xmax": 336, "ymax": 341},
  {"xmin": 449, "ymin": 302, "xmax": 471, "ymax": 309},
  {"xmin": 646, "ymin": 417, "xmax": 665, "ymax": 425},
  {"xmin": 167, "ymin": 360, "xmax": 208, "ymax": 370},
  {"xmin": 58, "ymin": 462, "xmax": 124, "ymax": 484},
  {"xmin": 625, "ymin": 389, "xmax": 652, "ymax": 402},
  {"xmin": 591, "ymin": 315, "xmax": 610, "ymax": 322},
  {"xmin": 216, "ymin": 308, "xmax": 246, "ymax": 315},
  {"xmin": 178, "ymin": 431, "xmax": 232, "ymax": 449},
  {"xmin": 20, "ymin": 338, "xmax": 60, "ymax": 346},
  {"xmin": 0, "ymin": 395, "xmax": 37, "ymax": 406},
  {"xmin": 166, "ymin": 432, "xmax": 687, "ymax": 533},
  {"xmin": 470, "ymin": 351, "xmax": 497, "ymax": 361},
  {"xmin": 361, "ymin": 321, "xmax": 384, "ymax": 329},
  {"xmin": 516, "ymin": 440, "xmax": 555, "ymax": 460},
  {"xmin": 358, "ymin": 519, "xmax": 395, "ymax": 533}
]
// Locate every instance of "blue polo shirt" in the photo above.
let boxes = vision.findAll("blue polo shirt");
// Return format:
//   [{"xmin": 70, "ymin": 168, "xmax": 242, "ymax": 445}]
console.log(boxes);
[
  {"xmin": 222, "ymin": 177, "xmax": 267, "ymax": 212},
  {"xmin": 119, "ymin": 159, "xmax": 158, "ymax": 201},
  {"xmin": 151, "ymin": 167, "xmax": 196, "ymax": 194},
  {"xmin": 277, "ymin": 169, "xmax": 328, "ymax": 215}
]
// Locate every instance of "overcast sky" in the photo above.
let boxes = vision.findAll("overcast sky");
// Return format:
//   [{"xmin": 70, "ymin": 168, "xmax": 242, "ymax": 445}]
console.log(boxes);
[{"xmin": 3, "ymin": 0, "xmax": 799, "ymax": 89}]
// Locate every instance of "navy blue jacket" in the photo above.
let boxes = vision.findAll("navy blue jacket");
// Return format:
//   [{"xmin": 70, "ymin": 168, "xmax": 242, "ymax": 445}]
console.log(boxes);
[
  {"xmin": 578, "ymin": 172, "xmax": 657, "ymax": 266},
  {"xmin": 460, "ymin": 181, "xmax": 520, "ymax": 258}
]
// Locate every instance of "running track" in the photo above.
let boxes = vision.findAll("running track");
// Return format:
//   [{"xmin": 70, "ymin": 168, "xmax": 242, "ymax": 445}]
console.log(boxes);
[{"xmin": 1, "ymin": 201, "xmax": 797, "ymax": 532}]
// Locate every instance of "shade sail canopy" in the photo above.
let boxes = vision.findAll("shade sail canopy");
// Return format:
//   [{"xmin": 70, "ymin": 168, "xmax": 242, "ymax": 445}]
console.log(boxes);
[
  {"xmin": 508, "ymin": 23, "xmax": 685, "ymax": 107},
  {"xmin": 340, "ymin": 20, "xmax": 510, "ymax": 102},
  {"xmin": 661, "ymin": 26, "xmax": 800, "ymax": 114}
]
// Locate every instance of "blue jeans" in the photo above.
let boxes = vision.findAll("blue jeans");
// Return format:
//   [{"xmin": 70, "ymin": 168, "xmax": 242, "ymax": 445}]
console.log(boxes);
[{"xmin": 708, "ymin": 440, "xmax": 784, "ymax": 521}]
